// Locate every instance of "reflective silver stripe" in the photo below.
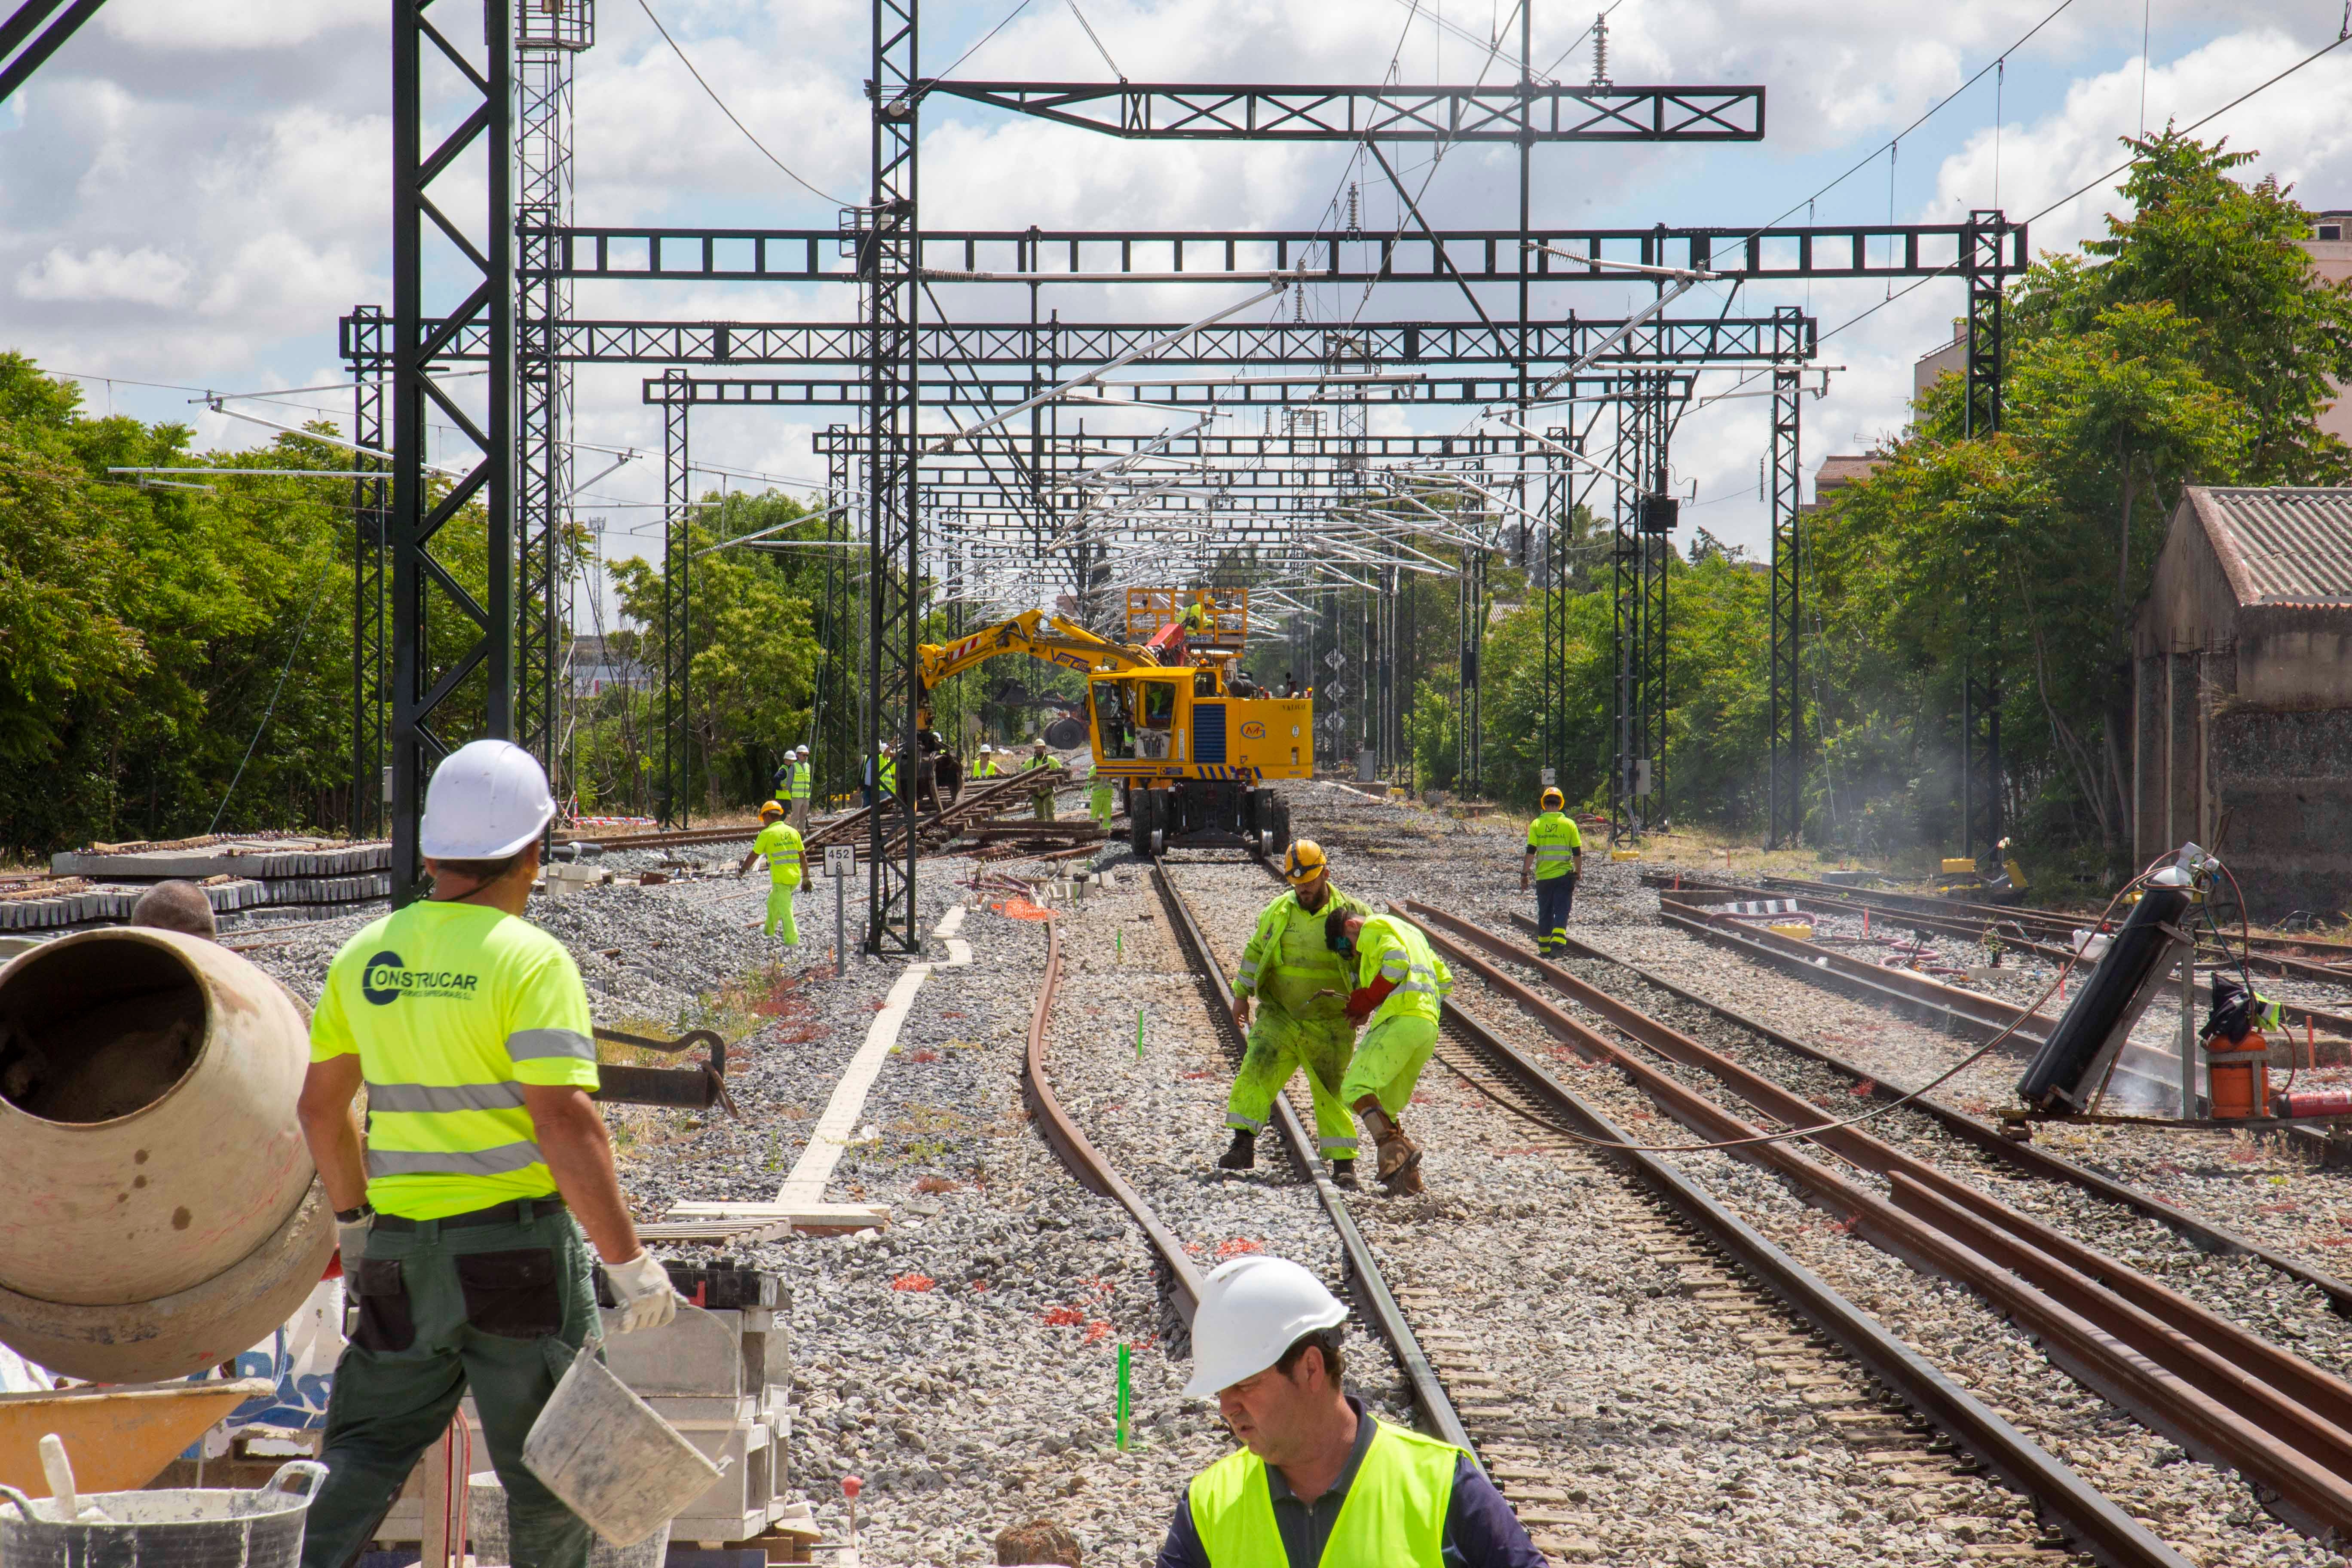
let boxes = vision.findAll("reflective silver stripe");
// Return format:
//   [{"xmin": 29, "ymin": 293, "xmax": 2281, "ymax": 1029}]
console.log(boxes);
[
  {"xmin": 1534, "ymin": 848, "xmax": 1577, "ymax": 861},
  {"xmin": 508, "ymin": 1029, "xmax": 595, "ymax": 1063},
  {"xmin": 1394, "ymin": 980, "xmax": 1440, "ymax": 995},
  {"xmin": 1226, "ymin": 1113, "xmax": 1267, "ymax": 1133},
  {"xmin": 366, "ymin": 1141, "xmax": 545, "ymax": 1177},
  {"xmin": 1378, "ymin": 956, "xmax": 1411, "ymax": 980},
  {"xmin": 1319, "ymin": 1136, "xmax": 1360, "ymax": 1153},
  {"xmin": 366, "ymin": 1081, "xmax": 528, "ymax": 1114}
]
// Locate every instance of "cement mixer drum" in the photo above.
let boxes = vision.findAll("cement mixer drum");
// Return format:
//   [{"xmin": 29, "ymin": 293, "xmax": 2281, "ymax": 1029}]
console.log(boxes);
[{"xmin": 0, "ymin": 928, "xmax": 332, "ymax": 1382}]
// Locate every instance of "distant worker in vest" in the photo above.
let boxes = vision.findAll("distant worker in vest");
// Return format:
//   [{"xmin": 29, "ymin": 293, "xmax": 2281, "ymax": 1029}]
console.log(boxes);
[
  {"xmin": 787, "ymin": 744, "xmax": 813, "ymax": 831},
  {"xmin": 295, "ymin": 740, "xmax": 683, "ymax": 1568},
  {"xmin": 879, "ymin": 742, "xmax": 901, "ymax": 811},
  {"xmin": 1027, "ymin": 738, "xmax": 1063, "ymax": 821},
  {"xmin": 738, "ymin": 800, "xmax": 806, "ymax": 944},
  {"xmin": 1520, "ymin": 787, "xmax": 1583, "ymax": 958},
  {"xmin": 1332, "ymin": 912, "xmax": 1452, "ymax": 1195},
  {"xmin": 1156, "ymin": 1254, "xmax": 1543, "ymax": 1568},
  {"xmin": 1090, "ymin": 768, "xmax": 1117, "ymax": 831},
  {"xmin": 978, "ymin": 746, "xmax": 1001, "ymax": 778},
  {"xmin": 1224, "ymin": 840, "xmax": 1365, "ymax": 1183}
]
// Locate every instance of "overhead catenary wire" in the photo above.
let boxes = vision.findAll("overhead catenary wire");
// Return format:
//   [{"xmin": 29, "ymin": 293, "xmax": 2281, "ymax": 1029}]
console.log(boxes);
[{"xmin": 633, "ymin": 0, "xmax": 851, "ymax": 207}]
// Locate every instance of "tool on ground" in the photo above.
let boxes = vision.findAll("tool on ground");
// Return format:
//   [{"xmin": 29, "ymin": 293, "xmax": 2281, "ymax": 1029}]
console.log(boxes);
[
  {"xmin": 588, "ymin": 1026, "xmax": 736, "ymax": 1115},
  {"xmin": 521, "ymin": 1311, "xmax": 728, "ymax": 1549}
]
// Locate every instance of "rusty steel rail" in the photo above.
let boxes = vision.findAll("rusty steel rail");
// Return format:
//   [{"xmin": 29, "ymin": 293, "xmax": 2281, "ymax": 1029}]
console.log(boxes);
[
  {"xmin": 1404, "ymin": 957, "xmax": 2189, "ymax": 1568},
  {"xmin": 1018, "ymin": 916, "xmax": 1208, "ymax": 1326},
  {"xmin": 1155, "ymin": 864, "xmax": 1479, "ymax": 1465},
  {"xmin": 1408, "ymin": 901, "xmax": 2352, "ymax": 1541},
  {"xmin": 1484, "ymin": 907, "xmax": 2352, "ymax": 1316}
]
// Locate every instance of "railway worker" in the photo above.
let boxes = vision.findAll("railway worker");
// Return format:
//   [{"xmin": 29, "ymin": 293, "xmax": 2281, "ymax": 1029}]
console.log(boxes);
[
  {"xmin": 1520, "ymin": 787, "xmax": 1583, "ymax": 957},
  {"xmin": 294, "ymin": 739, "xmax": 683, "ymax": 1568},
  {"xmin": 878, "ymin": 742, "xmax": 901, "ymax": 811},
  {"xmin": 1332, "ymin": 911, "xmax": 1453, "ymax": 1195},
  {"xmin": 1157, "ymin": 1255, "xmax": 1544, "ymax": 1568},
  {"xmin": 130, "ymin": 879, "xmax": 218, "ymax": 941},
  {"xmin": 787, "ymin": 745, "xmax": 813, "ymax": 831},
  {"xmin": 1223, "ymin": 839, "xmax": 1366, "ymax": 1185},
  {"xmin": 738, "ymin": 801, "xmax": 806, "ymax": 944},
  {"xmin": 1027, "ymin": 739, "xmax": 1064, "ymax": 821},
  {"xmin": 1090, "ymin": 768, "xmax": 1117, "ymax": 830}
]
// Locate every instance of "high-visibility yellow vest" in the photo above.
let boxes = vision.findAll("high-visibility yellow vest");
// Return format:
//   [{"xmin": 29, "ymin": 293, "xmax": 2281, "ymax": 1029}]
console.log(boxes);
[
  {"xmin": 1527, "ymin": 810, "xmax": 1582, "ymax": 880},
  {"xmin": 1187, "ymin": 1418, "xmax": 1459, "ymax": 1568},
  {"xmin": 787, "ymin": 762, "xmax": 811, "ymax": 801},
  {"xmin": 753, "ymin": 821, "xmax": 805, "ymax": 885},
  {"xmin": 310, "ymin": 902, "xmax": 598, "ymax": 1220},
  {"xmin": 879, "ymin": 756, "xmax": 897, "ymax": 792},
  {"xmin": 1356, "ymin": 915, "xmax": 1452, "ymax": 1029},
  {"xmin": 1235, "ymin": 886, "xmax": 1361, "ymax": 1019}
]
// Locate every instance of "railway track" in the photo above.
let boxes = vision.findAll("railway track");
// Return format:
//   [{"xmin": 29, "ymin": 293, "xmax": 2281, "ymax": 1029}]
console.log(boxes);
[
  {"xmin": 1404, "ymin": 900, "xmax": 2352, "ymax": 1544},
  {"xmin": 1030, "ymin": 851, "xmax": 2197, "ymax": 1566}
]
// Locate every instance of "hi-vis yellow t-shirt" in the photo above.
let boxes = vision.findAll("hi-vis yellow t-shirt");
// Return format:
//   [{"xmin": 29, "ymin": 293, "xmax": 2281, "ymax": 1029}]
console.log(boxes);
[{"xmin": 310, "ymin": 900, "xmax": 598, "ymax": 1220}]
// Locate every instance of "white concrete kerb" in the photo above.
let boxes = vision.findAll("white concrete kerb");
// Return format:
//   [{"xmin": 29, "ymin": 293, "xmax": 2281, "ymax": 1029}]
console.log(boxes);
[{"xmin": 772, "ymin": 903, "xmax": 969, "ymax": 1206}]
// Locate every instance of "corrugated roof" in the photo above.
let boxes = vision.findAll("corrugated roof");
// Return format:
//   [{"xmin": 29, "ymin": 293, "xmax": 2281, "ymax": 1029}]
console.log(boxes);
[{"xmin": 2193, "ymin": 487, "xmax": 2352, "ymax": 608}]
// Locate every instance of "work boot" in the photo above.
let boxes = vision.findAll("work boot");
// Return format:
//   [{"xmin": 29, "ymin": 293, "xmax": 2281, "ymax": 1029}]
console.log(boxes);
[
  {"xmin": 1354, "ymin": 1097, "xmax": 1421, "ymax": 1183},
  {"xmin": 1384, "ymin": 1158, "xmax": 1426, "ymax": 1196},
  {"xmin": 1217, "ymin": 1129, "xmax": 1256, "ymax": 1171},
  {"xmin": 1329, "ymin": 1158, "xmax": 1360, "ymax": 1189}
]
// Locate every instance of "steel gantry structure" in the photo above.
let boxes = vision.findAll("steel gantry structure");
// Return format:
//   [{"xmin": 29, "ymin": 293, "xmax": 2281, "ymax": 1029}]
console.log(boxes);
[{"xmin": 350, "ymin": 0, "xmax": 2023, "ymax": 928}]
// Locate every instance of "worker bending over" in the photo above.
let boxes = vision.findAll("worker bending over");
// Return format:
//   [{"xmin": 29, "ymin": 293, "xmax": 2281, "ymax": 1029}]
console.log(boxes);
[
  {"xmin": 1520, "ymin": 787, "xmax": 1582, "ymax": 957},
  {"xmin": 739, "ymin": 800, "xmax": 806, "ymax": 943},
  {"xmin": 1157, "ymin": 1255, "xmax": 1543, "ymax": 1568},
  {"xmin": 1333, "ymin": 912, "xmax": 1452, "ymax": 1195},
  {"xmin": 1225, "ymin": 840, "xmax": 1365, "ymax": 1184},
  {"xmin": 295, "ymin": 741, "xmax": 683, "ymax": 1568}
]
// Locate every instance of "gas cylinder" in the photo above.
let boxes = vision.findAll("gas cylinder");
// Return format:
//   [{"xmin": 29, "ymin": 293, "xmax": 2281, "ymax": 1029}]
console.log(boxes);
[
  {"xmin": 2205, "ymin": 1027, "xmax": 2271, "ymax": 1120},
  {"xmin": 0, "ymin": 927, "xmax": 331, "ymax": 1381}
]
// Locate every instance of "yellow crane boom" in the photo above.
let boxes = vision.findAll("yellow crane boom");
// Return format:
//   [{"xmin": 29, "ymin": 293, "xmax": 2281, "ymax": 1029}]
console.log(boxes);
[{"xmin": 917, "ymin": 609, "xmax": 1153, "ymax": 695}]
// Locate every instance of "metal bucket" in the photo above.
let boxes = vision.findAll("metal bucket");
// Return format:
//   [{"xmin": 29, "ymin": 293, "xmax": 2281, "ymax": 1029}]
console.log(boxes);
[
  {"xmin": 522, "ymin": 1328, "xmax": 724, "ymax": 1548},
  {"xmin": 466, "ymin": 1472, "xmax": 670, "ymax": 1568},
  {"xmin": 0, "ymin": 1459, "xmax": 324, "ymax": 1568}
]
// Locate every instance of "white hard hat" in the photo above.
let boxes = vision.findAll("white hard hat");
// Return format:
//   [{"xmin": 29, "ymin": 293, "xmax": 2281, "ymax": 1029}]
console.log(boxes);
[
  {"xmin": 419, "ymin": 739, "xmax": 556, "ymax": 860},
  {"xmin": 1181, "ymin": 1255, "xmax": 1348, "ymax": 1397}
]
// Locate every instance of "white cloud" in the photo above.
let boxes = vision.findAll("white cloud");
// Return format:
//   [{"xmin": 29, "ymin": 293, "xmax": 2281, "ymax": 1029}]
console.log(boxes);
[
  {"xmin": 17, "ymin": 244, "xmax": 193, "ymax": 306},
  {"xmin": 98, "ymin": 0, "xmax": 374, "ymax": 52}
]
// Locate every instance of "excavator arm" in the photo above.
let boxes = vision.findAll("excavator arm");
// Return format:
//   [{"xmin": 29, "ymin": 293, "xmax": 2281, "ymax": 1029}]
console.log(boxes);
[{"xmin": 918, "ymin": 609, "xmax": 1154, "ymax": 696}]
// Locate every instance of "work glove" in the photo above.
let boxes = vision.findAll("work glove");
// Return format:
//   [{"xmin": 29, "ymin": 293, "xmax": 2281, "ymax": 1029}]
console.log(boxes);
[
  {"xmin": 335, "ymin": 1208, "xmax": 374, "ymax": 1267},
  {"xmin": 602, "ymin": 1250, "xmax": 683, "ymax": 1333},
  {"xmin": 1346, "ymin": 979, "xmax": 1396, "ymax": 1025}
]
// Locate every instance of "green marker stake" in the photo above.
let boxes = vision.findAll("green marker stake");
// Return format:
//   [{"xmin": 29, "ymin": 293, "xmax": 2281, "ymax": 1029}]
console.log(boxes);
[
  {"xmin": 1115, "ymin": 929, "xmax": 1124, "ymax": 964},
  {"xmin": 1136, "ymin": 1006, "xmax": 1146, "ymax": 1059},
  {"xmin": 1116, "ymin": 1342, "xmax": 1133, "ymax": 1451}
]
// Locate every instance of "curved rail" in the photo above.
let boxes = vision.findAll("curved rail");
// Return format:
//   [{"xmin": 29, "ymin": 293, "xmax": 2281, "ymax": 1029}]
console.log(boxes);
[
  {"xmin": 1152, "ymin": 863, "xmax": 1480, "ymax": 1465},
  {"xmin": 1407, "ymin": 903, "xmax": 2352, "ymax": 1544},
  {"xmin": 1018, "ymin": 916, "xmax": 1209, "ymax": 1325}
]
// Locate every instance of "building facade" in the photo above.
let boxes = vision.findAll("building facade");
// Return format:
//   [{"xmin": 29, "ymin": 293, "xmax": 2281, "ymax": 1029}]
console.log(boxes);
[{"xmin": 2133, "ymin": 487, "xmax": 2352, "ymax": 919}]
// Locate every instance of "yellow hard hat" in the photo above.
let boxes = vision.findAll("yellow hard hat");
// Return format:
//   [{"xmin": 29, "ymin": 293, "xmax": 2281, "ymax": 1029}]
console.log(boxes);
[
  {"xmin": 759, "ymin": 800, "xmax": 785, "ymax": 821},
  {"xmin": 1540, "ymin": 787, "xmax": 1565, "ymax": 811},
  {"xmin": 1283, "ymin": 839, "xmax": 1329, "ymax": 886}
]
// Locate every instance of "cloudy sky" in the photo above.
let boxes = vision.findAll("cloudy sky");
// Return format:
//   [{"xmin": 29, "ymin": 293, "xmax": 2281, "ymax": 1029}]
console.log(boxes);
[{"xmin": 6, "ymin": 0, "xmax": 2349, "ymax": 619}]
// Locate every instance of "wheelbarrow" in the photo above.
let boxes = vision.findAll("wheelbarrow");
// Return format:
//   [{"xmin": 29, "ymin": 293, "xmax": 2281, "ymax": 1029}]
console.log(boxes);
[{"xmin": 0, "ymin": 1378, "xmax": 276, "ymax": 1493}]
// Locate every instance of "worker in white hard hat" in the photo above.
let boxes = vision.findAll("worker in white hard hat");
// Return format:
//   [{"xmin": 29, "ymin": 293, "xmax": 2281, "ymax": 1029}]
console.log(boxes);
[
  {"xmin": 787, "ymin": 744, "xmax": 813, "ymax": 832},
  {"xmin": 295, "ymin": 739, "xmax": 683, "ymax": 1568},
  {"xmin": 1222, "ymin": 839, "xmax": 1366, "ymax": 1184},
  {"xmin": 1156, "ymin": 1255, "xmax": 1543, "ymax": 1568}
]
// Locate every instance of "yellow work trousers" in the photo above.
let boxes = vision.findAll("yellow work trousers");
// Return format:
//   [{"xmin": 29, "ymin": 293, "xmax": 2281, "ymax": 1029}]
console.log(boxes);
[
  {"xmin": 765, "ymin": 882, "xmax": 799, "ymax": 944},
  {"xmin": 1226, "ymin": 1007, "xmax": 1360, "ymax": 1156},
  {"xmin": 1340, "ymin": 1013, "xmax": 1439, "ymax": 1119}
]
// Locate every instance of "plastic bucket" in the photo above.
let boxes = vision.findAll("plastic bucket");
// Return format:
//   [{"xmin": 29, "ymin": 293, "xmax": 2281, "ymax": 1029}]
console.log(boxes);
[
  {"xmin": 522, "ymin": 1328, "xmax": 725, "ymax": 1547},
  {"xmin": 0, "ymin": 1460, "xmax": 325, "ymax": 1568},
  {"xmin": 467, "ymin": 1471, "xmax": 670, "ymax": 1568}
]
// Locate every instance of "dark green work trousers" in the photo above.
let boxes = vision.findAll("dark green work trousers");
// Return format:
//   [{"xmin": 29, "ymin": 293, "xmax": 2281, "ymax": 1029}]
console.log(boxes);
[{"xmin": 301, "ymin": 1201, "xmax": 597, "ymax": 1568}]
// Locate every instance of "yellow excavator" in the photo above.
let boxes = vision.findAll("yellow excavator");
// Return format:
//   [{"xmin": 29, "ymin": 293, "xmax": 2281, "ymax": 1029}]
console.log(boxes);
[{"xmin": 917, "ymin": 589, "xmax": 1311, "ymax": 858}]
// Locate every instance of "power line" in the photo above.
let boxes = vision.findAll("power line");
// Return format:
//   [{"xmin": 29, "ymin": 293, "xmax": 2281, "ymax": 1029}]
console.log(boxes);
[
  {"xmin": 939, "ymin": 0, "xmax": 1034, "ymax": 77},
  {"xmin": 1062, "ymin": 0, "xmax": 1123, "ymax": 80},
  {"xmin": 633, "ymin": 0, "xmax": 851, "ymax": 208}
]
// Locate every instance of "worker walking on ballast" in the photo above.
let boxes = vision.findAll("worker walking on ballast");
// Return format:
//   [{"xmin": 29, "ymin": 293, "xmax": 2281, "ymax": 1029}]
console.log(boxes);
[
  {"xmin": 738, "ymin": 800, "xmax": 806, "ymax": 944},
  {"xmin": 1332, "ymin": 911, "xmax": 1452, "ymax": 1195},
  {"xmin": 1156, "ymin": 1254, "xmax": 1544, "ymax": 1568},
  {"xmin": 1520, "ymin": 787, "xmax": 1582, "ymax": 958},
  {"xmin": 294, "ymin": 740, "xmax": 683, "ymax": 1568},
  {"xmin": 1224, "ymin": 840, "xmax": 1365, "ymax": 1184}
]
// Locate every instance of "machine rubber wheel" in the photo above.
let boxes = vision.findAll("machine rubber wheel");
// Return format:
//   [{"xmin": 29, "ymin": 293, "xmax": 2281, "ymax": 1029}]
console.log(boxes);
[
  {"xmin": 1271, "ymin": 799, "xmax": 1292, "ymax": 854},
  {"xmin": 1130, "ymin": 790, "xmax": 1154, "ymax": 858}
]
